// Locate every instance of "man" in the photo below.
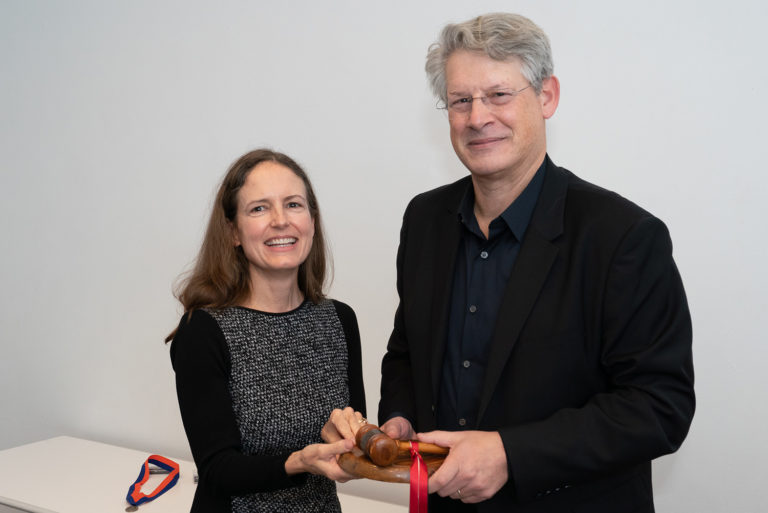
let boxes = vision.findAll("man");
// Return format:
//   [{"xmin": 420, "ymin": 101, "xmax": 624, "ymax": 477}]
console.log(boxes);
[{"xmin": 378, "ymin": 13, "xmax": 694, "ymax": 513}]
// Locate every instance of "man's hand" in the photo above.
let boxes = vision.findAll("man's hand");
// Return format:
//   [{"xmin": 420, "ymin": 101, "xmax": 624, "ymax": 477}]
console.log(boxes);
[
  {"xmin": 380, "ymin": 416, "xmax": 416, "ymax": 440},
  {"xmin": 417, "ymin": 430, "xmax": 508, "ymax": 504}
]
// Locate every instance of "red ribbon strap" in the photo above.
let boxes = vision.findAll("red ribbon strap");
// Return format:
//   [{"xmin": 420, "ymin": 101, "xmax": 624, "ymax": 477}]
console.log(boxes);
[{"xmin": 409, "ymin": 441, "xmax": 428, "ymax": 513}]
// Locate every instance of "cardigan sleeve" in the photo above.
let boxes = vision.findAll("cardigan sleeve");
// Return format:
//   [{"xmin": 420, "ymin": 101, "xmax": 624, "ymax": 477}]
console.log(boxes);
[
  {"xmin": 332, "ymin": 300, "xmax": 367, "ymax": 416},
  {"xmin": 170, "ymin": 310, "xmax": 305, "ymax": 498}
]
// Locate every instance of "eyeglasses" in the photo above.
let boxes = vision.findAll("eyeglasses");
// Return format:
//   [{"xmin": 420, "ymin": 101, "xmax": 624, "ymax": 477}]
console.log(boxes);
[{"xmin": 439, "ymin": 85, "xmax": 532, "ymax": 114}]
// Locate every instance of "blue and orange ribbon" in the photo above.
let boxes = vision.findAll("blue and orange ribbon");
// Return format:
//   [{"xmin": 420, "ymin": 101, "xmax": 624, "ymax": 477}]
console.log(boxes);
[{"xmin": 126, "ymin": 455, "xmax": 180, "ymax": 506}]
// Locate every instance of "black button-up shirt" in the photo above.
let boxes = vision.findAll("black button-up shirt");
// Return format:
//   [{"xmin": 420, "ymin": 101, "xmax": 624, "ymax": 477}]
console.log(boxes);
[{"xmin": 436, "ymin": 161, "xmax": 545, "ymax": 430}]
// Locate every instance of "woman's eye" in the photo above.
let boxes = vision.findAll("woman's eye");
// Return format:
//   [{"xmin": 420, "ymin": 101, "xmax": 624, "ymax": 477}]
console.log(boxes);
[
  {"xmin": 249, "ymin": 205, "xmax": 265, "ymax": 214},
  {"xmin": 287, "ymin": 201, "xmax": 303, "ymax": 209}
]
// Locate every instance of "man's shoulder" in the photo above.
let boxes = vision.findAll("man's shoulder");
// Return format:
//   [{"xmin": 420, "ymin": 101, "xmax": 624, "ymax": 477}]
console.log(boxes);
[
  {"xmin": 553, "ymin": 164, "xmax": 654, "ymax": 224},
  {"xmin": 406, "ymin": 175, "xmax": 471, "ymax": 214}
]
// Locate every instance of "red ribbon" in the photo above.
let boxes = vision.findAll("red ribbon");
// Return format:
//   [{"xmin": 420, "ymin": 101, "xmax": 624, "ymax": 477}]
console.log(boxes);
[{"xmin": 409, "ymin": 441, "xmax": 428, "ymax": 513}]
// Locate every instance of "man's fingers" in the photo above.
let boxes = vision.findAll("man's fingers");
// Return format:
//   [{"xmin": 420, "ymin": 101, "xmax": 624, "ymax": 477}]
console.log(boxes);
[
  {"xmin": 380, "ymin": 416, "xmax": 415, "ymax": 439},
  {"xmin": 427, "ymin": 454, "xmax": 459, "ymax": 495},
  {"xmin": 416, "ymin": 430, "xmax": 454, "ymax": 447}
]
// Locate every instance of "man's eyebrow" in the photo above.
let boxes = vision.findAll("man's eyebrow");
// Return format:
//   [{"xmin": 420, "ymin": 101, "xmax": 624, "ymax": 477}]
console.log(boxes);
[{"xmin": 447, "ymin": 84, "xmax": 508, "ymax": 96}]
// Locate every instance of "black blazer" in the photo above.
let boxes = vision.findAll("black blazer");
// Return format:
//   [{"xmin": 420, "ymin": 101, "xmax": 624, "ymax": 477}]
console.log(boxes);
[{"xmin": 379, "ymin": 157, "xmax": 694, "ymax": 513}]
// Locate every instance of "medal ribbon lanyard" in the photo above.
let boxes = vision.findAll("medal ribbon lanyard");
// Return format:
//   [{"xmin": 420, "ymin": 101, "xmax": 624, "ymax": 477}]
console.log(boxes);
[
  {"xmin": 126, "ymin": 455, "xmax": 180, "ymax": 506},
  {"xmin": 408, "ymin": 442, "xmax": 428, "ymax": 513}
]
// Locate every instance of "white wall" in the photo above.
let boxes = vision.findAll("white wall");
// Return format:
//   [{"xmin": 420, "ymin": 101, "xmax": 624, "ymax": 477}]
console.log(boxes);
[{"xmin": 1, "ymin": 0, "xmax": 766, "ymax": 510}]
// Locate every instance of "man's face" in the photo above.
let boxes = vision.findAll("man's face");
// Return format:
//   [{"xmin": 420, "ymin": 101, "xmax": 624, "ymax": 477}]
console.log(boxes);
[{"xmin": 444, "ymin": 50, "xmax": 558, "ymax": 181}]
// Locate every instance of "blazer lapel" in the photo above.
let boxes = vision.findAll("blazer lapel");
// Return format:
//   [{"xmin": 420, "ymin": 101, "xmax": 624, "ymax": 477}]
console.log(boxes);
[{"xmin": 477, "ymin": 160, "xmax": 568, "ymax": 423}]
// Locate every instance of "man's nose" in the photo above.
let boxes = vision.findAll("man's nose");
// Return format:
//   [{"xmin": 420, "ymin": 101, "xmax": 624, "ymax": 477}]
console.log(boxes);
[{"xmin": 467, "ymin": 97, "xmax": 494, "ymax": 128}]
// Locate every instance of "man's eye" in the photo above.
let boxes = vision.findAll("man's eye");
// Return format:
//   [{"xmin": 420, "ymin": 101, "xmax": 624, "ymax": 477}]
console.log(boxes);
[{"xmin": 491, "ymin": 91, "xmax": 509, "ymax": 98}]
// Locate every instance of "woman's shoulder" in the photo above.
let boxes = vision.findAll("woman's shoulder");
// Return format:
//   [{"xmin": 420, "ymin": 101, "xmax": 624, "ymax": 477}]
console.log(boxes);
[
  {"xmin": 324, "ymin": 299, "xmax": 359, "ymax": 345},
  {"xmin": 325, "ymin": 299, "xmax": 357, "ymax": 324},
  {"xmin": 174, "ymin": 308, "xmax": 223, "ymax": 338},
  {"xmin": 170, "ymin": 309, "xmax": 229, "ymax": 370},
  {"xmin": 327, "ymin": 298, "xmax": 354, "ymax": 314}
]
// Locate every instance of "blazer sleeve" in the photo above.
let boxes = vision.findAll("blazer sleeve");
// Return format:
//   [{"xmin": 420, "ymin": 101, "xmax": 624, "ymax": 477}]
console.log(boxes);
[
  {"xmin": 378, "ymin": 199, "xmax": 419, "ymax": 426},
  {"xmin": 501, "ymin": 215, "xmax": 695, "ymax": 501},
  {"xmin": 170, "ymin": 310, "xmax": 304, "ymax": 497}
]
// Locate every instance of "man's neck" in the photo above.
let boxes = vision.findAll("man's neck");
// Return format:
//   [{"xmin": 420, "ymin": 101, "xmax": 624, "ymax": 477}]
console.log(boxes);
[{"xmin": 471, "ymin": 154, "xmax": 544, "ymax": 237}]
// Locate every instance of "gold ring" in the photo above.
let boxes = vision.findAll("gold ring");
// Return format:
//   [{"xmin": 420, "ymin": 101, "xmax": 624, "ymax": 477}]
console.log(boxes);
[{"xmin": 358, "ymin": 418, "xmax": 367, "ymax": 424}]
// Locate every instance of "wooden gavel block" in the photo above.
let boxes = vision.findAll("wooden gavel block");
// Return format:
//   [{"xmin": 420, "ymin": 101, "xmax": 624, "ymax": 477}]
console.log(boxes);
[
  {"xmin": 338, "ymin": 423, "xmax": 448, "ymax": 483},
  {"xmin": 354, "ymin": 423, "xmax": 449, "ymax": 466}
]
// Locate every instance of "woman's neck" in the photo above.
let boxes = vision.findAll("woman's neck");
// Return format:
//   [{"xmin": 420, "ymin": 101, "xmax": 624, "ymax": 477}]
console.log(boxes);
[{"xmin": 242, "ymin": 270, "xmax": 304, "ymax": 313}]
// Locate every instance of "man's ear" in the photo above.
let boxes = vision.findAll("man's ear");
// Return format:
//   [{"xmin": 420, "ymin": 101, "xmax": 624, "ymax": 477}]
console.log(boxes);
[{"xmin": 540, "ymin": 75, "xmax": 560, "ymax": 120}]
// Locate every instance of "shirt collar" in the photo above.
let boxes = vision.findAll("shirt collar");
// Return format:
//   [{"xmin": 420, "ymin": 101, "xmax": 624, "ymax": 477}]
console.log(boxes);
[{"xmin": 457, "ymin": 158, "xmax": 547, "ymax": 241}]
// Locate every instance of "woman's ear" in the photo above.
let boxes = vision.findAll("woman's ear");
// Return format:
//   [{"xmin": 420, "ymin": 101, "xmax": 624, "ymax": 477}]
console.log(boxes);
[{"xmin": 229, "ymin": 220, "xmax": 241, "ymax": 247}]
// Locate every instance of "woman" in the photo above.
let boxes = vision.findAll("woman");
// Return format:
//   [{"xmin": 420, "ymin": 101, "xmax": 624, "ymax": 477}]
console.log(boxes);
[{"xmin": 167, "ymin": 149, "xmax": 366, "ymax": 512}]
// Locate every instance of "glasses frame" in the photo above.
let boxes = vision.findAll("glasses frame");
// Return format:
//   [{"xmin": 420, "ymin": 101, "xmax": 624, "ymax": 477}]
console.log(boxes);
[{"xmin": 437, "ymin": 84, "xmax": 533, "ymax": 114}]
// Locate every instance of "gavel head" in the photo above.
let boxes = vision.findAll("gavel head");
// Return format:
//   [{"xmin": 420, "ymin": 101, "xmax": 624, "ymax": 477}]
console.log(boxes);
[{"xmin": 355, "ymin": 423, "xmax": 399, "ymax": 467}]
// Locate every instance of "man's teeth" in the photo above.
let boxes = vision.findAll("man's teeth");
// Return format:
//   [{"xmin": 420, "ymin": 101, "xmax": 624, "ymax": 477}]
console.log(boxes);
[{"xmin": 266, "ymin": 238, "xmax": 297, "ymax": 246}]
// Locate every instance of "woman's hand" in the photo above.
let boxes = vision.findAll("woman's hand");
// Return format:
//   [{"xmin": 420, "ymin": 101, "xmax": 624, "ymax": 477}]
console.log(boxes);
[
  {"xmin": 284, "ymin": 439, "xmax": 357, "ymax": 482},
  {"xmin": 321, "ymin": 406, "xmax": 367, "ymax": 443}
]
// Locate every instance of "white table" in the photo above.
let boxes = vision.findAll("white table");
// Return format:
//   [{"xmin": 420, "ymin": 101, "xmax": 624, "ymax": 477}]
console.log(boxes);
[
  {"xmin": 0, "ymin": 437, "xmax": 407, "ymax": 513},
  {"xmin": 0, "ymin": 437, "xmax": 196, "ymax": 513}
]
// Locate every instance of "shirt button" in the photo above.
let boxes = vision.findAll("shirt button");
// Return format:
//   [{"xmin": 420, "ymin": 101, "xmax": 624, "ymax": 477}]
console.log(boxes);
[
  {"xmin": 463, "ymin": 360, "xmax": 471, "ymax": 368},
  {"xmin": 480, "ymin": 251, "xmax": 488, "ymax": 259},
  {"xmin": 469, "ymin": 305, "xmax": 477, "ymax": 313},
  {"xmin": 458, "ymin": 418, "xmax": 466, "ymax": 426}
]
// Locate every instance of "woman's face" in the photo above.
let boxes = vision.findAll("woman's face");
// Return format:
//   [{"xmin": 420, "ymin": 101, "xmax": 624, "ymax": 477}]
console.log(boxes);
[{"xmin": 232, "ymin": 161, "xmax": 315, "ymax": 280}]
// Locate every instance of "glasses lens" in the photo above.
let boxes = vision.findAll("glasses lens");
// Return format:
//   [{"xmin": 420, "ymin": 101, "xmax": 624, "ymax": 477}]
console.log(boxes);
[
  {"xmin": 487, "ymin": 92, "xmax": 514, "ymax": 107},
  {"xmin": 450, "ymin": 99, "xmax": 472, "ymax": 114}
]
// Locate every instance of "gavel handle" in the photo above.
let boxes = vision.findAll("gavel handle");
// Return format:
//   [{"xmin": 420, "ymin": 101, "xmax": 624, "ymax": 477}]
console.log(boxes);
[{"xmin": 396, "ymin": 440, "xmax": 449, "ymax": 455}]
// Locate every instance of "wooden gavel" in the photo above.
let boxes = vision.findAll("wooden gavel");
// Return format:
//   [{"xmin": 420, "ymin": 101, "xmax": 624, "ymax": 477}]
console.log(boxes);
[{"xmin": 355, "ymin": 423, "xmax": 449, "ymax": 467}]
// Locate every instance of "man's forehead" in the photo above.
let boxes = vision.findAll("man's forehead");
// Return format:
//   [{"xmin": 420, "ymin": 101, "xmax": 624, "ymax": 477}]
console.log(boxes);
[{"xmin": 445, "ymin": 53, "xmax": 525, "ymax": 93}]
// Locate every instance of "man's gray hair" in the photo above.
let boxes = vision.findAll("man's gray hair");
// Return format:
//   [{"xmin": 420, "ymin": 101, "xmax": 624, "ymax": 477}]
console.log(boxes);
[{"xmin": 425, "ymin": 13, "xmax": 554, "ymax": 104}]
